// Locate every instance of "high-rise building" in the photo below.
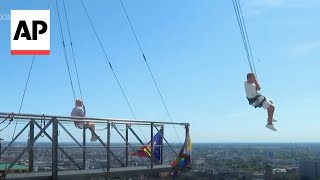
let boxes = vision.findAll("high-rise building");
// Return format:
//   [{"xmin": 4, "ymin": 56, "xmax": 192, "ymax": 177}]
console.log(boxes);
[
  {"xmin": 264, "ymin": 164, "xmax": 273, "ymax": 180},
  {"xmin": 299, "ymin": 160, "xmax": 320, "ymax": 180},
  {"xmin": 265, "ymin": 151, "xmax": 274, "ymax": 159}
]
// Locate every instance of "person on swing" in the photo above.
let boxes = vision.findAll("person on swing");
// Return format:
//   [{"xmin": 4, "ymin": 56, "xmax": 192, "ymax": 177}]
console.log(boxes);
[
  {"xmin": 71, "ymin": 99, "xmax": 98, "ymax": 141},
  {"xmin": 244, "ymin": 73, "xmax": 277, "ymax": 131}
]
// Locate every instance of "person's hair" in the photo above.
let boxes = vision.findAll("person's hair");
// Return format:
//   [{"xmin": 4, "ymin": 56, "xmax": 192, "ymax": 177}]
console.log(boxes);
[
  {"xmin": 75, "ymin": 99, "xmax": 83, "ymax": 106},
  {"xmin": 247, "ymin": 73, "xmax": 255, "ymax": 80},
  {"xmin": 75, "ymin": 99, "xmax": 82, "ymax": 103}
]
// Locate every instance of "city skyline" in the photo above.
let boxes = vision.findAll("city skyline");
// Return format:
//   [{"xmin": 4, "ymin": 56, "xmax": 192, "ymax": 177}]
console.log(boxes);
[{"xmin": 2, "ymin": 142, "xmax": 320, "ymax": 179}]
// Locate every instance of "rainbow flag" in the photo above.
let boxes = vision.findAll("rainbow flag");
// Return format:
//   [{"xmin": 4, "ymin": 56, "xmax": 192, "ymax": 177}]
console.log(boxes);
[
  {"xmin": 131, "ymin": 130, "xmax": 162, "ymax": 161},
  {"xmin": 171, "ymin": 127, "xmax": 191, "ymax": 174}
]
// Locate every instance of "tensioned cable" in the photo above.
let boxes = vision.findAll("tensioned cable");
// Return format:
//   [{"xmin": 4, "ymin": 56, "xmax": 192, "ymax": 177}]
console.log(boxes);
[
  {"xmin": 233, "ymin": 0, "xmax": 254, "ymax": 73},
  {"xmin": 56, "ymin": 2, "xmax": 119, "ymax": 157},
  {"xmin": 232, "ymin": 0, "xmax": 258, "ymax": 76},
  {"xmin": 235, "ymin": 0, "xmax": 257, "ymax": 75},
  {"xmin": 232, "ymin": 0, "xmax": 253, "ymax": 73},
  {"xmin": 1, "ymin": 1, "xmax": 55, "ymax": 178},
  {"xmin": 15, "ymin": 56, "xmax": 35, "ymax": 117},
  {"xmin": 1, "ymin": 1, "xmax": 55, "ymax": 177},
  {"xmin": 1, "ymin": 56, "xmax": 36, "ymax": 179},
  {"xmin": 79, "ymin": 0, "xmax": 147, "ymax": 142},
  {"xmin": 61, "ymin": 0, "xmax": 83, "ymax": 101},
  {"xmin": 118, "ymin": 0, "xmax": 182, "ymax": 143},
  {"xmin": 0, "ymin": 116, "xmax": 12, "ymax": 132},
  {"xmin": 54, "ymin": 0, "xmax": 77, "ymax": 101}
]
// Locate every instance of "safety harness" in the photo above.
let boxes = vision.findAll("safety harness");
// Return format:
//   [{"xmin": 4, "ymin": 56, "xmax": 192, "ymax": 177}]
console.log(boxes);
[{"xmin": 247, "ymin": 95, "xmax": 266, "ymax": 108}]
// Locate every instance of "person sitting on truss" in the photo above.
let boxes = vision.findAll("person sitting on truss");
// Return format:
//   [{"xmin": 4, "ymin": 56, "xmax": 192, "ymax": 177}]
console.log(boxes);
[
  {"xmin": 244, "ymin": 73, "xmax": 277, "ymax": 131},
  {"xmin": 71, "ymin": 99, "xmax": 98, "ymax": 141}
]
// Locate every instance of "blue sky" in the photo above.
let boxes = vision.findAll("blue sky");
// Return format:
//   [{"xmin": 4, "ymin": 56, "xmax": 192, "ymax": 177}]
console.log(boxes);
[{"xmin": 0, "ymin": 0, "xmax": 320, "ymax": 143}]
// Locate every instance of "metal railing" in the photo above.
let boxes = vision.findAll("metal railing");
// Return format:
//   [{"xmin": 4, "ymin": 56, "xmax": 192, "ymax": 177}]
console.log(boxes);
[{"xmin": 0, "ymin": 112, "xmax": 189, "ymax": 180}]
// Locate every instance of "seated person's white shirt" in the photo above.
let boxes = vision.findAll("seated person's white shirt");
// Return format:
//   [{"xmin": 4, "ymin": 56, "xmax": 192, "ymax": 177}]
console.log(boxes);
[
  {"xmin": 71, "ymin": 107, "xmax": 85, "ymax": 125},
  {"xmin": 244, "ymin": 81, "xmax": 260, "ymax": 98}
]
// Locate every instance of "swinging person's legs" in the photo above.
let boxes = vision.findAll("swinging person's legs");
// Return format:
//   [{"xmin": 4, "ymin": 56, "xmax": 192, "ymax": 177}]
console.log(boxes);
[
  {"xmin": 267, "ymin": 104, "xmax": 275, "ymax": 124},
  {"xmin": 83, "ymin": 122, "xmax": 98, "ymax": 142},
  {"xmin": 263, "ymin": 99, "xmax": 277, "ymax": 131},
  {"xmin": 88, "ymin": 123, "xmax": 98, "ymax": 141}
]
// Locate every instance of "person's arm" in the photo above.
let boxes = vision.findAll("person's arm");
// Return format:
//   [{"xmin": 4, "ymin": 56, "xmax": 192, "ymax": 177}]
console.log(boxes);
[
  {"xmin": 255, "ymin": 79, "xmax": 261, "ymax": 91},
  {"xmin": 81, "ymin": 109, "xmax": 86, "ymax": 117},
  {"xmin": 76, "ymin": 108, "xmax": 86, "ymax": 118},
  {"xmin": 83, "ymin": 105, "xmax": 86, "ymax": 116}
]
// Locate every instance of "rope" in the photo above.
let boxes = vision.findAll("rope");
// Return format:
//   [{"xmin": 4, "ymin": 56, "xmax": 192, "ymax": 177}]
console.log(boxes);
[
  {"xmin": 1, "ymin": 1, "xmax": 51, "ymax": 178},
  {"xmin": 1, "ymin": 55, "xmax": 36, "ymax": 179},
  {"xmin": 0, "ymin": 113, "xmax": 14, "ymax": 132},
  {"xmin": 232, "ymin": 0, "xmax": 257, "ymax": 76},
  {"xmin": 118, "ymin": 0, "xmax": 182, "ymax": 143},
  {"xmin": 236, "ymin": 0, "xmax": 257, "ymax": 75},
  {"xmin": 79, "ymin": 0, "xmax": 147, "ymax": 143},
  {"xmin": 62, "ymin": 0, "xmax": 84, "ymax": 101},
  {"xmin": 54, "ymin": 0, "xmax": 77, "ymax": 101},
  {"xmin": 0, "ymin": 114, "xmax": 12, "ymax": 125},
  {"xmin": 232, "ymin": 0, "xmax": 253, "ymax": 72}
]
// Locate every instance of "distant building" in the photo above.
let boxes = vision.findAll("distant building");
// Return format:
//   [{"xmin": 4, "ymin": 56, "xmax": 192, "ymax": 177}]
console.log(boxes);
[
  {"xmin": 264, "ymin": 164, "xmax": 273, "ymax": 180},
  {"xmin": 299, "ymin": 160, "xmax": 320, "ymax": 180},
  {"xmin": 194, "ymin": 159, "xmax": 205, "ymax": 166},
  {"xmin": 266, "ymin": 151, "xmax": 274, "ymax": 159},
  {"xmin": 273, "ymin": 168, "xmax": 287, "ymax": 174}
]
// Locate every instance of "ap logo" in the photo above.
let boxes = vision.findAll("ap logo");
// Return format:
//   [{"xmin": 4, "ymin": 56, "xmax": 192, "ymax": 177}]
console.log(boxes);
[{"xmin": 11, "ymin": 10, "xmax": 50, "ymax": 55}]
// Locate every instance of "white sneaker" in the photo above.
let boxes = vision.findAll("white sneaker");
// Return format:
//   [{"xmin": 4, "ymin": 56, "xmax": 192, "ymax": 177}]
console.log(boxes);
[
  {"xmin": 90, "ymin": 135, "xmax": 98, "ymax": 142},
  {"xmin": 267, "ymin": 118, "xmax": 277, "ymax": 122},
  {"xmin": 266, "ymin": 124, "xmax": 277, "ymax": 131}
]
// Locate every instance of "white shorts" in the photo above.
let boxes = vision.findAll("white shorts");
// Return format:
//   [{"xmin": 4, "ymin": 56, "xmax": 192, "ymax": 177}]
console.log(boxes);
[
  {"xmin": 262, "ymin": 99, "xmax": 273, "ymax": 109},
  {"xmin": 252, "ymin": 96, "xmax": 273, "ymax": 109},
  {"xmin": 75, "ymin": 122, "xmax": 89, "ymax": 129}
]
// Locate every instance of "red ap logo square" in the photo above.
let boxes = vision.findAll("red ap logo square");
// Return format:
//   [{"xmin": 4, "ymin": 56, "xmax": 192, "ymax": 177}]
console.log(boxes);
[{"xmin": 11, "ymin": 10, "xmax": 50, "ymax": 55}]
